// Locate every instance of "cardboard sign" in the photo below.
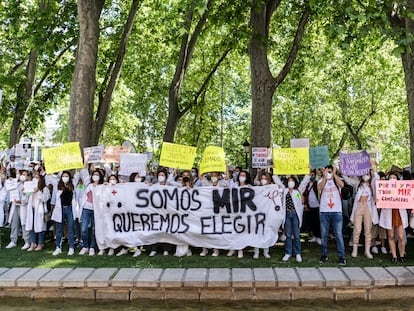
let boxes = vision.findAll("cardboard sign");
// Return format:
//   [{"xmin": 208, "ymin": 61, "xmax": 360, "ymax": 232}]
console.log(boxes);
[
  {"xmin": 273, "ymin": 148, "xmax": 309, "ymax": 175},
  {"xmin": 102, "ymin": 146, "xmax": 131, "ymax": 163},
  {"xmin": 252, "ymin": 147, "xmax": 270, "ymax": 169},
  {"xmin": 83, "ymin": 145, "xmax": 104, "ymax": 163},
  {"xmin": 42, "ymin": 142, "xmax": 84, "ymax": 173},
  {"xmin": 375, "ymin": 180, "xmax": 414, "ymax": 209},
  {"xmin": 340, "ymin": 150, "xmax": 371, "ymax": 176},
  {"xmin": 199, "ymin": 146, "xmax": 226, "ymax": 175},
  {"xmin": 310, "ymin": 146, "xmax": 330, "ymax": 169},
  {"xmin": 119, "ymin": 153, "xmax": 148, "ymax": 177},
  {"xmin": 159, "ymin": 142, "xmax": 196, "ymax": 170}
]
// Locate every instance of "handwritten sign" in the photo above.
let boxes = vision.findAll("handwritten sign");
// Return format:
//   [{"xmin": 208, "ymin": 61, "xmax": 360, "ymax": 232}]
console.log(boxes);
[
  {"xmin": 290, "ymin": 138, "xmax": 310, "ymax": 148},
  {"xmin": 252, "ymin": 147, "xmax": 270, "ymax": 169},
  {"xmin": 102, "ymin": 146, "xmax": 131, "ymax": 163},
  {"xmin": 310, "ymin": 146, "xmax": 329, "ymax": 169},
  {"xmin": 375, "ymin": 180, "xmax": 414, "ymax": 209},
  {"xmin": 23, "ymin": 180, "xmax": 38, "ymax": 193},
  {"xmin": 119, "ymin": 153, "xmax": 148, "ymax": 177},
  {"xmin": 42, "ymin": 142, "xmax": 84, "ymax": 173},
  {"xmin": 159, "ymin": 142, "xmax": 196, "ymax": 170},
  {"xmin": 199, "ymin": 146, "xmax": 226, "ymax": 175},
  {"xmin": 83, "ymin": 145, "xmax": 104, "ymax": 163},
  {"xmin": 273, "ymin": 148, "xmax": 309, "ymax": 175},
  {"xmin": 339, "ymin": 150, "xmax": 371, "ymax": 176},
  {"xmin": 15, "ymin": 144, "xmax": 31, "ymax": 159}
]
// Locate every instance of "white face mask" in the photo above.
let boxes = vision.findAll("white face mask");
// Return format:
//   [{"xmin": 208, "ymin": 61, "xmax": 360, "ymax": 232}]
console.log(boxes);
[
  {"xmin": 19, "ymin": 175, "xmax": 26, "ymax": 182},
  {"xmin": 158, "ymin": 175, "xmax": 166, "ymax": 183},
  {"xmin": 211, "ymin": 176, "xmax": 218, "ymax": 183},
  {"xmin": 326, "ymin": 173, "xmax": 333, "ymax": 180},
  {"xmin": 261, "ymin": 179, "xmax": 268, "ymax": 185},
  {"xmin": 239, "ymin": 176, "xmax": 246, "ymax": 183},
  {"xmin": 362, "ymin": 175, "xmax": 370, "ymax": 182},
  {"xmin": 92, "ymin": 175, "xmax": 100, "ymax": 182},
  {"xmin": 288, "ymin": 181, "xmax": 295, "ymax": 189},
  {"xmin": 34, "ymin": 165, "xmax": 39, "ymax": 171},
  {"xmin": 62, "ymin": 176, "xmax": 69, "ymax": 183},
  {"xmin": 110, "ymin": 179, "xmax": 117, "ymax": 185}
]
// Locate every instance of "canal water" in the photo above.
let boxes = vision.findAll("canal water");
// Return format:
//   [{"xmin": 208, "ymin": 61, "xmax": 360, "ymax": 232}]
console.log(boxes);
[{"xmin": 2, "ymin": 298, "xmax": 414, "ymax": 311}]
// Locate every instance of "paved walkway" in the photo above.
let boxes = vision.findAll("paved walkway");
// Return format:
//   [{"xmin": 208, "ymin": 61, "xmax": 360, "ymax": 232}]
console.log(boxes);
[{"xmin": 1, "ymin": 266, "xmax": 414, "ymax": 301}]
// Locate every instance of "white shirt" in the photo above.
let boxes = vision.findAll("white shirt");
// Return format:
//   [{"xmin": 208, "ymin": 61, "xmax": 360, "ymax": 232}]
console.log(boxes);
[{"xmin": 319, "ymin": 179, "xmax": 342, "ymax": 213}]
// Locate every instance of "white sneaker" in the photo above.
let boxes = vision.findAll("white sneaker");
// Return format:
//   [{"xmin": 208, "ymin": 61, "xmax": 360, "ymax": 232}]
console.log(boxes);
[
  {"xmin": 212, "ymin": 249, "xmax": 219, "ymax": 257},
  {"xmin": 263, "ymin": 251, "xmax": 270, "ymax": 259},
  {"xmin": 371, "ymin": 246, "xmax": 378, "ymax": 254},
  {"xmin": 348, "ymin": 240, "xmax": 353, "ymax": 247},
  {"xmin": 280, "ymin": 234, "xmax": 287, "ymax": 242},
  {"xmin": 133, "ymin": 250, "xmax": 141, "ymax": 257},
  {"xmin": 237, "ymin": 250, "xmax": 244, "ymax": 258},
  {"xmin": 315, "ymin": 238, "xmax": 322, "ymax": 245},
  {"xmin": 79, "ymin": 247, "xmax": 89, "ymax": 255},
  {"xmin": 200, "ymin": 248, "xmax": 208, "ymax": 257},
  {"xmin": 282, "ymin": 254, "xmax": 291, "ymax": 262},
  {"xmin": 308, "ymin": 236, "xmax": 317, "ymax": 243},
  {"xmin": 187, "ymin": 249, "xmax": 192, "ymax": 256},
  {"xmin": 98, "ymin": 250, "xmax": 105, "ymax": 256},
  {"xmin": 163, "ymin": 251, "xmax": 169, "ymax": 256},
  {"xmin": 117, "ymin": 248, "xmax": 128, "ymax": 256},
  {"xmin": 67, "ymin": 248, "xmax": 75, "ymax": 256},
  {"xmin": 6, "ymin": 241, "xmax": 16, "ymax": 249},
  {"xmin": 253, "ymin": 252, "xmax": 259, "ymax": 259},
  {"xmin": 227, "ymin": 250, "xmax": 235, "ymax": 257},
  {"xmin": 381, "ymin": 247, "xmax": 388, "ymax": 254},
  {"xmin": 52, "ymin": 248, "xmax": 62, "ymax": 256},
  {"xmin": 149, "ymin": 250, "xmax": 157, "ymax": 257},
  {"xmin": 108, "ymin": 248, "xmax": 115, "ymax": 256},
  {"xmin": 21, "ymin": 243, "xmax": 30, "ymax": 250},
  {"xmin": 89, "ymin": 248, "xmax": 95, "ymax": 256},
  {"xmin": 296, "ymin": 254, "xmax": 302, "ymax": 262}
]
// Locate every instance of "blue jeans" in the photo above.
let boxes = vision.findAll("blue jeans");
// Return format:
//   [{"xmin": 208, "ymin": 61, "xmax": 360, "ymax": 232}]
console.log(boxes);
[
  {"xmin": 320, "ymin": 212, "xmax": 345, "ymax": 258},
  {"xmin": 81, "ymin": 209, "xmax": 96, "ymax": 249},
  {"xmin": 30, "ymin": 231, "xmax": 45, "ymax": 246},
  {"xmin": 285, "ymin": 210, "xmax": 301, "ymax": 255},
  {"xmin": 56, "ymin": 206, "xmax": 75, "ymax": 249}
]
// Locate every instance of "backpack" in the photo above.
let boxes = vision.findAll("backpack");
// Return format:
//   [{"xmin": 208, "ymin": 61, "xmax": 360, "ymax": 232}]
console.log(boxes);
[{"xmin": 341, "ymin": 183, "xmax": 353, "ymax": 200}]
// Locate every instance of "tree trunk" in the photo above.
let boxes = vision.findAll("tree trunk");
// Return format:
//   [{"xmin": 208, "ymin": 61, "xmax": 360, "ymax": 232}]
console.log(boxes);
[
  {"xmin": 92, "ymin": 0, "xmax": 140, "ymax": 145},
  {"xmin": 68, "ymin": 0, "xmax": 105, "ymax": 149},
  {"xmin": 9, "ymin": 49, "xmax": 38, "ymax": 148}
]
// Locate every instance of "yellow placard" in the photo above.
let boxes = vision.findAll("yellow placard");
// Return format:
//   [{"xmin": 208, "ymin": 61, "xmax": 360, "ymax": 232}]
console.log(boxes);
[
  {"xmin": 42, "ymin": 142, "xmax": 84, "ymax": 173},
  {"xmin": 199, "ymin": 146, "xmax": 226, "ymax": 175},
  {"xmin": 159, "ymin": 142, "xmax": 196, "ymax": 170},
  {"xmin": 273, "ymin": 148, "xmax": 309, "ymax": 175}
]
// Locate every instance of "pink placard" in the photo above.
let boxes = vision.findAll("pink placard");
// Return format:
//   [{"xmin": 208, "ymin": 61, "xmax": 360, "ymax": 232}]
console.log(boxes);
[{"xmin": 375, "ymin": 180, "xmax": 414, "ymax": 209}]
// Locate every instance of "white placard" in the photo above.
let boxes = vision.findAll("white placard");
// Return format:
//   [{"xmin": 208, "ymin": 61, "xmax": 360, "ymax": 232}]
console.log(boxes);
[
  {"xmin": 290, "ymin": 138, "xmax": 310, "ymax": 148},
  {"xmin": 9, "ymin": 189, "xmax": 19, "ymax": 202},
  {"xmin": 83, "ymin": 145, "xmax": 104, "ymax": 163},
  {"xmin": 5, "ymin": 179, "xmax": 18, "ymax": 191},
  {"xmin": 23, "ymin": 180, "xmax": 38, "ymax": 193},
  {"xmin": 119, "ymin": 153, "xmax": 148, "ymax": 177},
  {"xmin": 252, "ymin": 147, "xmax": 270, "ymax": 168}
]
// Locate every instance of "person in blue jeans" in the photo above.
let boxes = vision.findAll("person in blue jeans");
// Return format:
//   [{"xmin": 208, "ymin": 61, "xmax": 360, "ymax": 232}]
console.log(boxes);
[
  {"xmin": 51, "ymin": 171, "xmax": 77, "ymax": 256},
  {"xmin": 317, "ymin": 165, "xmax": 346, "ymax": 265}
]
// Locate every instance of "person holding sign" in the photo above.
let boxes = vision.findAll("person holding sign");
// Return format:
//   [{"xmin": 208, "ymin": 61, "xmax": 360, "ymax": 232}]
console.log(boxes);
[
  {"xmin": 343, "ymin": 172, "xmax": 379, "ymax": 259},
  {"xmin": 317, "ymin": 165, "xmax": 346, "ymax": 266},
  {"xmin": 378, "ymin": 173, "xmax": 408, "ymax": 263},
  {"xmin": 51, "ymin": 171, "xmax": 77, "ymax": 256},
  {"xmin": 25, "ymin": 173, "xmax": 51, "ymax": 251}
]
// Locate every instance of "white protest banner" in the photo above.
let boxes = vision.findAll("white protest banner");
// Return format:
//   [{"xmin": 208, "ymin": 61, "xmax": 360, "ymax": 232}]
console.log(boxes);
[
  {"xmin": 252, "ymin": 147, "xmax": 269, "ymax": 168},
  {"xmin": 23, "ymin": 180, "xmax": 38, "ymax": 193},
  {"xmin": 290, "ymin": 138, "xmax": 310, "ymax": 148},
  {"xmin": 119, "ymin": 153, "xmax": 148, "ymax": 177},
  {"xmin": 94, "ymin": 184, "xmax": 285, "ymax": 250},
  {"xmin": 15, "ymin": 144, "xmax": 31, "ymax": 159},
  {"xmin": 84, "ymin": 145, "xmax": 104, "ymax": 163},
  {"xmin": 5, "ymin": 179, "xmax": 18, "ymax": 191}
]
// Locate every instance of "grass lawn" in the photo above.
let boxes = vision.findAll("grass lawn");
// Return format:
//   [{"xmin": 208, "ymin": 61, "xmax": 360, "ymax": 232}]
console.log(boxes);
[{"xmin": 0, "ymin": 227, "xmax": 408, "ymax": 269}]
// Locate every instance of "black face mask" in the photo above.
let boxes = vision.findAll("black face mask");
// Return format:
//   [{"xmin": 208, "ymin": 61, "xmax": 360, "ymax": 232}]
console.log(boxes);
[{"xmin": 183, "ymin": 177, "xmax": 190, "ymax": 183}]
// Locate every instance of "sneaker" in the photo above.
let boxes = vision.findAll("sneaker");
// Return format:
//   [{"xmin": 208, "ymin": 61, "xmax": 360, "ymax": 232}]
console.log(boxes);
[
  {"xmin": 348, "ymin": 240, "xmax": 353, "ymax": 247},
  {"xmin": 21, "ymin": 242, "xmax": 30, "ymax": 250},
  {"xmin": 371, "ymin": 246, "xmax": 378, "ymax": 254},
  {"xmin": 391, "ymin": 257, "xmax": 398, "ymax": 263},
  {"xmin": 279, "ymin": 233, "xmax": 287, "ymax": 242},
  {"xmin": 117, "ymin": 248, "xmax": 128, "ymax": 256},
  {"xmin": 227, "ymin": 250, "xmax": 235, "ymax": 257},
  {"xmin": 163, "ymin": 251, "xmax": 169, "ymax": 256},
  {"xmin": 187, "ymin": 249, "xmax": 192, "ymax": 256},
  {"xmin": 237, "ymin": 250, "xmax": 244, "ymax": 259},
  {"xmin": 308, "ymin": 236, "xmax": 317, "ymax": 243},
  {"xmin": 52, "ymin": 248, "xmax": 62, "ymax": 256},
  {"xmin": 296, "ymin": 254, "xmax": 303, "ymax": 262},
  {"xmin": 79, "ymin": 247, "xmax": 89, "ymax": 255},
  {"xmin": 282, "ymin": 254, "xmax": 291, "ymax": 262},
  {"xmin": 263, "ymin": 251, "xmax": 270, "ymax": 259},
  {"xmin": 133, "ymin": 250, "xmax": 141, "ymax": 257},
  {"xmin": 338, "ymin": 257, "xmax": 346, "ymax": 266},
  {"xmin": 253, "ymin": 252, "xmax": 259, "ymax": 259},
  {"xmin": 212, "ymin": 249, "xmax": 219, "ymax": 257},
  {"xmin": 149, "ymin": 250, "xmax": 157, "ymax": 257},
  {"xmin": 108, "ymin": 248, "xmax": 115, "ymax": 256},
  {"xmin": 319, "ymin": 255, "xmax": 329, "ymax": 263},
  {"xmin": 98, "ymin": 250, "xmax": 105, "ymax": 256},
  {"xmin": 399, "ymin": 256, "xmax": 408, "ymax": 263},
  {"xmin": 200, "ymin": 248, "xmax": 208, "ymax": 257},
  {"xmin": 89, "ymin": 248, "xmax": 95, "ymax": 256},
  {"xmin": 381, "ymin": 247, "xmax": 388, "ymax": 254},
  {"xmin": 67, "ymin": 248, "xmax": 75, "ymax": 256},
  {"xmin": 5, "ymin": 241, "xmax": 16, "ymax": 249},
  {"xmin": 315, "ymin": 238, "xmax": 322, "ymax": 245}
]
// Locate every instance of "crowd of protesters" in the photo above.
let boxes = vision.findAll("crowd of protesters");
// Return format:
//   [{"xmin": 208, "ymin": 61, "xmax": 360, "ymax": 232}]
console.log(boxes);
[{"xmin": 0, "ymin": 153, "xmax": 412, "ymax": 266}]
